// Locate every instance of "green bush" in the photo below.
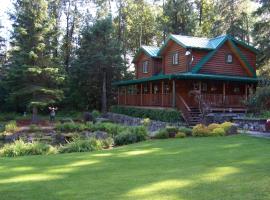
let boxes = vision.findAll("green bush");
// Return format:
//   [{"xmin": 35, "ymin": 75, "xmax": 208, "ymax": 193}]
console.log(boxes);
[
  {"xmin": 165, "ymin": 126, "xmax": 178, "ymax": 137},
  {"xmin": 59, "ymin": 137, "xmax": 103, "ymax": 153},
  {"xmin": 141, "ymin": 118, "xmax": 151, "ymax": 127},
  {"xmin": 178, "ymin": 127, "xmax": 192, "ymax": 136},
  {"xmin": 211, "ymin": 127, "xmax": 226, "ymax": 136},
  {"xmin": 55, "ymin": 122, "xmax": 86, "ymax": 132},
  {"xmin": 175, "ymin": 132, "xmax": 186, "ymax": 138},
  {"xmin": 192, "ymin": 124, "xmax": 210, "ymax": 137},
  {"xmin": 114, "ymin": 126, "xmax": 147, "ymax": 146},
  {"xmin": 4, "ymin": 120, "xmax": 19, "ymax": 134},
  {"xmin": 92, "ymin": 122, "xmax": 126, "ymax": 137},
  {"xmin": 111, "ymin": 106, "xmax": 183, "ymax": 123},
  {"xmin": 155, "ymin": 129, "xmax": 169, "ymax": 139},
  {"xmin": 0, "ymin": 140, "xmax": 57, "ymax": 157},
  {"xmin": 91, "ymin": 110, "xmax": 101, "ymax": 119},
  {"xmin": 101, "ymin": 137, "xmax": 114, "ymax": 149}
]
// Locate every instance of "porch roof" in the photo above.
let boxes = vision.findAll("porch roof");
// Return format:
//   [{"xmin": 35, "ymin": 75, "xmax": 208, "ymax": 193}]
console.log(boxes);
[{"xmin": 112, "ymin": 73, "xmax": 259, "ymax": 86}]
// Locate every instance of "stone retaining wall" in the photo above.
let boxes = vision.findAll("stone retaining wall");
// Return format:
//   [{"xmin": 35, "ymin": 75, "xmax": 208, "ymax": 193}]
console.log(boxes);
[{"xmin": 104, "ymin": 112, "xmax": 185, "ymax": 132}]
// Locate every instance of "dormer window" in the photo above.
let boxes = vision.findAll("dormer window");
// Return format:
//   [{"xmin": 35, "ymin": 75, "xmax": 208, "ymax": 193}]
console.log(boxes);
[
  {"xmin": 226, "ymin": 54, "xmax": 233, "ymax": 64},
  {"xmin": 142, "ymin": 61, "xmax": 148, "ymax": 73},
  {"xmin": 172, "ymin": 52, "xmax": 179, "ymax": 65}
]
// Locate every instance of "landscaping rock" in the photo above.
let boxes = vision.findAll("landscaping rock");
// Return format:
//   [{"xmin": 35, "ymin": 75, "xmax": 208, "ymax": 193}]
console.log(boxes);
[
  {"xmin": 104, "ymin": 112, "xmax": 185, "ymax": 132},
  {"xmin": 83, "ymin": 131, "xmax": 109, "ymax": 140},
  {"xmin": 226, "ymin": 124, "xmax": 238, "ymax": 135},
  {"xmin": 95, "ymin": 117, "xmax": 111, "ymax": 123},
  {"xmin": 83, "ymin": 112, "xmax": 94, "ymax": 122}
]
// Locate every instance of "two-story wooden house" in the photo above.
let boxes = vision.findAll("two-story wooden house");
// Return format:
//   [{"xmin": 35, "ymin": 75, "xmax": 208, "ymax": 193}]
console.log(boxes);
[{"xmin": 113, "ymin": 34, "xmax": 258, "ymax": 125}]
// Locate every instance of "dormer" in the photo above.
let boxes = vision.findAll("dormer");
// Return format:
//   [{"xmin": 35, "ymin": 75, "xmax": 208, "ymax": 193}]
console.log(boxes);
[{"xmin": 133, "ymin": 46, "xmax": 162, "ymax": 79}]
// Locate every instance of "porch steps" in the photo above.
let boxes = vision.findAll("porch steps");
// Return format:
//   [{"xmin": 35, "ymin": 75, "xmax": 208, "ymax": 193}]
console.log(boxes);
[{"xmin": 188, "ymin": 107, "xmax": 202, "ymax": 126}]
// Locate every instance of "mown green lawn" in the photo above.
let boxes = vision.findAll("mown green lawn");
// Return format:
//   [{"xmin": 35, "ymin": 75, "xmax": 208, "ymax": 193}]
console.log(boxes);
[{"xmin": 0, "ymin": 135, "xmax": 269, "ymax": 200}]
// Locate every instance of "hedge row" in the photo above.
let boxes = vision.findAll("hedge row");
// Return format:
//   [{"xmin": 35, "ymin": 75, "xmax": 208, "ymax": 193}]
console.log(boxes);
[{"xmin": 110, "ymin": 106, "xmax": 183, "ymax": 123}]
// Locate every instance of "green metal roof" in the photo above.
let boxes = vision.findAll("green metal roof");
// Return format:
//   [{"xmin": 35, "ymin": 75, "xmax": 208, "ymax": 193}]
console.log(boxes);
[
  {"xmin": 132, "ymin": 45, "xmax": 160, "ymax": 63},
  {"xmin": 158, "ymin": 34, "xmax": 258, "ymax": 55},
  {"xmin": 113, "ymin": 73, "xmax": 258, "ymax": 86}
]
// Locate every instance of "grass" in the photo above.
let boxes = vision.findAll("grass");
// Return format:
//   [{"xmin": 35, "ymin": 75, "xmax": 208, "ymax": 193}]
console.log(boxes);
[{"xmin": 0, "ymin": 135, "xmax": 269, "ymax": 200}]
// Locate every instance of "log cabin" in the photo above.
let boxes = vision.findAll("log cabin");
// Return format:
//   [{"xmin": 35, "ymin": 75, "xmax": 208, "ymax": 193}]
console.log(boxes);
[{"xmin": 113, "ymin": 34, "xmax": 258, "ymax": 125}]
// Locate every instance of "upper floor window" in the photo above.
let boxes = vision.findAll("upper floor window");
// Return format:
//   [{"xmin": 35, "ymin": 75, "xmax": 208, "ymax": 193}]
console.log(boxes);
[
  {"xmin": 142, "ymin": 61, "xmax": 148, "ymax": 73},
  {"xmin": 226, "ymin": 54, "xmax": 233, "ymax": 64},
  {"xmin": 172, "ymin": 52, "xmax": 179, "ymax": 65}
]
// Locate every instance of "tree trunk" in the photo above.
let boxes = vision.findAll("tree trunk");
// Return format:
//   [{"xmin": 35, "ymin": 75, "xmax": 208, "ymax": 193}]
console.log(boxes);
[
  {"xmin": 101, "ymin": 71, "xmax": 107, "ymax": 113},
  {"xmin": 32, "ymin": 106, "xmax": 38, "ymax": 124}
]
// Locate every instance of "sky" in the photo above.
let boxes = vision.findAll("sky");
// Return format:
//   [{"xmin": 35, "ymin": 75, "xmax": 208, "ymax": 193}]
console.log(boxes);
[{"xmin": 0, "ymin": 0, "xmax": 12, "ymax": 39}]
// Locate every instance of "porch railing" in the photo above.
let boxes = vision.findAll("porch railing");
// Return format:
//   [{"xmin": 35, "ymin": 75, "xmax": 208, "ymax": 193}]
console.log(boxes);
[
  {"xmin": 119, "ymin": 93, "xmax": 172, "ymax": 107},
  {"xmin": 201, "ymin": 94, "xmax": 245, "ymax": 107}
]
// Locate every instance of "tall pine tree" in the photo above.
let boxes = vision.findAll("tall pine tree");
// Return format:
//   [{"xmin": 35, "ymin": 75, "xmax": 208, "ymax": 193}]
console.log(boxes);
[
  {"xmin": 6, "ymin": 0, "xmax": 65, "ymax": 121},
  {"xmin": 70, "ymin": 17, "xmax": 125, "ymax": 112}
]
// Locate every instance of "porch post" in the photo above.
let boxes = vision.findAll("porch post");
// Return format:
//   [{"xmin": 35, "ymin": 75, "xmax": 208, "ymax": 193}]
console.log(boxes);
[
  {"xmin": 150, "ymin": 82, "xmax": 153, "ymax": 105},
  {"xmin": 245, "ymin": 84, "xmax": 248, "ymax": 101},
  {"xmin": 172, "ymin": 79, "xmax": 176, "ymax": 107},
  {"xmin": 140, "ymin": 83, "xmax": 143, "ymax": 106},
  {"xmin": 161, "ymin": 80, "xmax": 164, "ymax": 106},
  {"xmin": 117, "ymin": 87, "xmax": 120, "ymax": 105},
  {"xmin": 223, "ymin": 82, "xmax": 226, "ymax": 104},
  {"xmin": 125, "ymin": 86, "xmax": 127, "ymax": 105}
]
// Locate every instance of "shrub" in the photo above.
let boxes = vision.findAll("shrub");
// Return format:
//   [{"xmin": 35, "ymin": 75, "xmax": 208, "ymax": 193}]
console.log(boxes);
[
  {"xmin": 110, "ymin": 106, "xmax": 183, "ymax": 123},
  {"xmin": 192, "ymin": 124, "xmax": 210, "ymax": 137},
  {"xmin": 175, "ymin": 132, "xmax": 186, "ymax": 138},
  {"xmin": 141, "ymin": 118, "xmax": 151, "ymax": 127},
  {"xmin": 4, "ymin": 120, "xmax": 19, "ymax": 134},
  {"xmin": 155, "ymin": 129, "xmax": 169, "ymax": 139},
  {"xmin": 28, "ymin": 124, "xmax": 42, "ymax": 132},
  {"xmin": 220, "ymin": 122, "xmax": 234, "ymax": 133},
  {"xmin": 101, "ymin": 137, "xmax": 114, "ymax": 148},
  {"xmin": 208, "ymin": 123, "xmax": 220, "ymax": 131},
  {"xmin": 0, "ymin": 140, "xmax": 57, "ymax": 157},
  {"xmin": 91, "ymin": 110, "xmax": 101, "ymax": 119},
  {"xmin": 93, "ymin": 122, "xmax": 126, "ymax": 137},
  {"xmin": 59, "ymin": 137, "xmax": 103, "ymax": 153},
  {"xmin": 178, "ymin": 127, "xmax": 192, "ymax": 136},
  {"xmin": 55, "ymin": 122, "xmax": 86, "ymax": 132},
  {"xmin": 166, "ymin": 126, "xmax": 179, "ymax": 138},
  {"xmin": 211, "ymin": 127, "xmax": 226, "ymax": 136},
  {"xmin": 114, "ymin": 126, "xmax": 147, "ymax": 146}
]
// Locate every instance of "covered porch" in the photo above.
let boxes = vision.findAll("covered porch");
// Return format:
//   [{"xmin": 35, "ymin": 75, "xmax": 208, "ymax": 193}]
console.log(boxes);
[{"xmin": 115, "ymin": 73, "xmax": 257, "ymax": 113}]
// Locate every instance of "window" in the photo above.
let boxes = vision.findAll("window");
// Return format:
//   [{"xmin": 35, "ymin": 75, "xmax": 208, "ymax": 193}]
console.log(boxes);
[
  {"xmin": 172, "ymin": 52, "xmax": 179, "ymax": 65},
  {"xmin": 226, "ymin": 54, "xmax": 233, "ymax": 64},
  {"xmin": 142, "ymin": 61, "xmax": 148, "ymax": 73}
]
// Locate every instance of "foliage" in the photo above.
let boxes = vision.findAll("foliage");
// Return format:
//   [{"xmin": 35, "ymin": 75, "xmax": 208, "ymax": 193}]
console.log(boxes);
[
  {"xmin": 247, "ymin": 86, "xmax": 270, "ymax": 112},
  {"xmin": 220, "ymin": 122, "xmax": 235, "ymax": 133},
  {"xmin": 165, "ymin": 126, "xmax": 179, "ymax": 138},
  {"xmin": 154, "ymin": 129, "xmax": 169, "ymax": 139},
  {"xmin": 55, "ymin": 122, "xmax": 86, "ymax": 132},
  {"xmin": 175, "ymin": 132, "xmax": 186, "ymax": 138},
  {"xmin": 211, "ymin": 127, "xmax": 226, "ymax": 136},
  {"xmin": 4, "ymin": 120, "xmax": 19, "ymax": 134},
  {"xmin": 141, "ymin": 118, "xmax": 151, "ymax": 127},
  {"xmin": 69, "ymin": 17, "xmax": 125, "ymax": 111},
  {"xmin": 91, "ymin": 110, "xmax": 101, "ymax": 119},
  {"xmin": 178, "ymin": 127, "xmax": 192, "ymax": 136},
  {"xmin": 111, "ymin": 106, "xmax": 183, "ymax": 123},
  {"xmin": 0, "ymin": 139, "xmax": 57, "ymax": 157},
  {"xmin": 208, "ymin": 123, "xmax": 221, "ymax": 131},
  {"xmin": 5, "ymin": 0, "xmax": 65, "ymax": 114},
  {"xmin": 114, "ymin": 126, "xmax": 147, "ymax": 146},
  {"xmin": 192, "ymin": 124, "xmax": 210, "ymax": 137},
  {"xmin": 101, "ymin": 137, "xmax": 114, "ymax": 149},
  {"xmin": 92, "ymin": 122, "xmax": 126, "ymax": 137},
  {"xmin": 58, "ymin": 137, "xmax": 103, "ymax": 153}
]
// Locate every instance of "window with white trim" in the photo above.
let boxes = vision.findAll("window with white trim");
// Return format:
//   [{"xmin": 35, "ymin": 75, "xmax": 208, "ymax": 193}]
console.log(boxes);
[
  {"xmin": 172, "ymin": 52, "xmax": 179, "ymax": 65},
  {"xmin": 142, "ymin": 61, "xmax": 148, "ymax": 73},
  {"xmin": 226, "ymin": 54, "xmax": 233, "ymax": 64}
]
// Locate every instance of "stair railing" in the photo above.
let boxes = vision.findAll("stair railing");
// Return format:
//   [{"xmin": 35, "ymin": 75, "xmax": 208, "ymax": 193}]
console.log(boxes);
[
  {"xmin": 189, "ymin": 90, "xmax": 210, "ymax": 120},
  {"xmin": 175, "ymin": 94, "xmax": 191, "ymax": 124}
]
